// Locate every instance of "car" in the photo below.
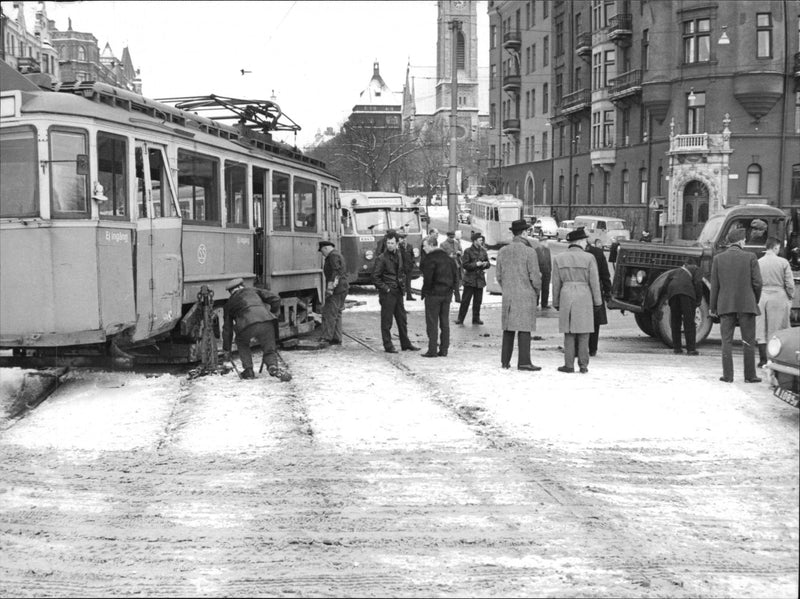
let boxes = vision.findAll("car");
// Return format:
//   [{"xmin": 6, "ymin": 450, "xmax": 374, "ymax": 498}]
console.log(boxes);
[
  {"xmin": 532, "ymin": 216, "xmax": 558, "ymax": 239},
  {"xmin": 765, "ymin": 326, "xmax": 799, "ymax": 408},
  {"xmin": 457, "ymin": 208, "xmax": 471, "ymax": 224},
  {"xmin": 556, "ymin": 219, "xmax": 576, "ymax": 241},
  {"xmin": 572, "ymin": 215, "xmax": 630, "ymax": 249}
]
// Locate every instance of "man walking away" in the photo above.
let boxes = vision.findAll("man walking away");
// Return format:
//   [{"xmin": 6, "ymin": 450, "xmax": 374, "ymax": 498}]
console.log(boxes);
[
  {"xmin": 318, "ymin": 240, "xmax": 349, "ymax": 347},
  {"xmin": 372, "ymin": 231, "xmax": 420, "ymax": 353},
  {"xmin": 552, "ymin": 228, "xmax": 602, "ymax": 374},
  {"xmin": 397, "ymin": 229, "xmax": 417, "ymax": 301},
  {"xmin": 662, "ymin": 257, "xmax": 704, "ymax": 355},
  {"xmin": 584, "ymin": 229, "xmax": 612, "ymax": 356},
  {"xmin": 495, "ymin": 219, "xmax": 543, "ymax": 372},
  {"xmin": 440, "ymin": 230, "xmax": 463, "ymax": 303},
  {"xmin": 420, "ymin": 236, "xmax": 458, "ymax": 357},
  {"xmin": 710, "ymin": 228, "xmax": 763, "ymax": 383},
  {"xmin": 756, "ymin": 236, "xmax": 795, "ymax": 366},
  {"xmin": 456, "ymin": 232, "xmax": 490, "ymax": 325},
  {"xmin": 222, "ymin": 278, "xmax": 291, "ymax": 381}
]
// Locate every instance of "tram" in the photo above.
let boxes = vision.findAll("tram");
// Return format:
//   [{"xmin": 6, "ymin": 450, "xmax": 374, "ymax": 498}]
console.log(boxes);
[
  {"xmin": 0, "ymin": 62, "xmax": 340, "ymax": 366},
  {"xmin": 459, "ymin": 194, "xmax": 523, "ymax": 249},
  {"xmin": 339, "ymin": 191, "xmax": 423, "ymax": 284}
]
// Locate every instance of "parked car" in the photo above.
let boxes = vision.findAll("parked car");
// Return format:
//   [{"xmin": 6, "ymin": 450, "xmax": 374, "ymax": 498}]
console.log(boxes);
[
  {"xmin": 765, "ymin": 326, "xmax": 799, "ymax": 408},
  {"xmin": 572, "ymin": 215, "xmax": 630, "ymax": 249},
  {"xmin": 457, "ymin": 208, "xmax": 471, "ymax": 224},
  {"xmin": 556, "ymin": 219, "xmax": 576, "ymax": 242},
  {"xmin": 532, "ymin": 216, "xmax": 558, "ymax": 239}
]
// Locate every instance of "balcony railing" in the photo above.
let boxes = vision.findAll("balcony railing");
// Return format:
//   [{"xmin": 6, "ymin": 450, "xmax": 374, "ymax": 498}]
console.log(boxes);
[
  {"xmin": 502, "ymin": 74, "xmax": 521, "ymax": 92},
  {"xmin": 607, "ymin": 13, "xmax": 632, "ymax": 43},
  {"xmin": 608, "ymin": 69, "xmax": 642, "ymax": 100},
  {"xmin": 503, "ymin": 30, "xmax": 522, "ymax": 49},
  {"xmin": 575, "ymin": 31, "xmax": 592, "ymax": 56},
  {"xmin": 671, "ymin": 133, "xmax": 709, "ymax": 153},
  {"xmin": 502, "ymin": 118, "xmax": 521, "ymax": 134},
  {"xmin": 16, "ymin": 56, "xmax": 41, "ymax": 74},
  {"xmin": 559, "ymin": 88, "xmax": 591, "ymax": 114}
]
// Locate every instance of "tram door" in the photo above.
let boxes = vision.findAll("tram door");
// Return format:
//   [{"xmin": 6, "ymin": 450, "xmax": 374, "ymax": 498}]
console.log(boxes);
[
  {"xmin": 252, "ymin": 167, "xmax": 267, "ymax": 283},
  {"xmin": 131, "ymin": 141, "xmax": 183, "ymax": 342}
]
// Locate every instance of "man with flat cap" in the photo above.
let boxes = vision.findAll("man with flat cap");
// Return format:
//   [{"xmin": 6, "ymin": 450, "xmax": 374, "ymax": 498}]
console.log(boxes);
[
  {"xmin": 396, "ymin": 229, "xmax": 417, "ymax": 301},
  {"xmin": 222, "ymin": 278, "xmax": 291, "ymax": 381},
  {"xmin": 710, "ymin": 227, "xmax": 763, "ymax": 383},
  {"xmin": 318, "ymin": 240, "xmax": 349, "ymax": 347},
  {"xmin": 440, "ymin": 230, "xmax": 463, "ymax": 302},
  {"xmin": 456, "ymin": 231, "xmax": 490, "ymax": 325}
]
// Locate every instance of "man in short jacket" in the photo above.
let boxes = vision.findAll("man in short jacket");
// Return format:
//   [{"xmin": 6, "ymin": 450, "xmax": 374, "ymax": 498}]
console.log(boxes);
[
  {"xmin": 318, "ymin": 240, "xmax": 349, "ymax": 347},
  {"xmin": 420, "ymin": 236, "xmax": 458, "ymax": 357},
  {"xmin": 456, "ymin": 231, "xmax": 491, "ymax": 325},
  {"xmin": 372, "ymin": 231, "xmax": 420, "ymax": 353},
  {"xmin": 662, "ymin": 256, "xmax": 704, "ymax": 355}
]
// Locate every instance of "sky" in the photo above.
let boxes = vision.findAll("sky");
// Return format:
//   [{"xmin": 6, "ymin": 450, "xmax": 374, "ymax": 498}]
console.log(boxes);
[{"xmin": 36, "ymin": 1, "xmax": 490, "ymax": 147}]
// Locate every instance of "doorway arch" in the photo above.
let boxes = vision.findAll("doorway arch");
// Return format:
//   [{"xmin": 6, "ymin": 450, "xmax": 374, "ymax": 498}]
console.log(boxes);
[{"xmin": 682, "ymin": 180, "xmax": 709, "ymax": 239}]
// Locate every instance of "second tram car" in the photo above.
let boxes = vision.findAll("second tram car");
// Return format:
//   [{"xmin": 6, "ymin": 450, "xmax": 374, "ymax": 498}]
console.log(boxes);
[
  {"xmin": 459, "ymin": 195, "xmax": 523, "ymax": 249},
  {"xmin": 339, "ymin": 191, "xmax": 423, "ymax": 284},
  {"xmin": 0, "ymin": 62, "xmax": 340, "ymax": 366}
]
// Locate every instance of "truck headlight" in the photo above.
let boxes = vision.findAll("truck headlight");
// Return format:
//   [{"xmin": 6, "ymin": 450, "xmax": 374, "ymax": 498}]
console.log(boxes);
[
  {"xmin": 767, "ymin": 337, "xmax": 782, "ymax": 358},
  {"xmin": 635, "ymin": 270, "xmax": 646, "ymax": 284},
  {"xmin": 365, "ymin": 250, "xmax": 374, "ymax": 260}
]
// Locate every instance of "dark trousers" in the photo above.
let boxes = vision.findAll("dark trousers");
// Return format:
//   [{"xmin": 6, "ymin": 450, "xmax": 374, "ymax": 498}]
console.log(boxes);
[
  {"xmin": 457, "ymin": 286, "xmax": 484, "ymax": 323},
  {"xmin": 501, "ymin": 330, "xmax": 532, "ymax": 367},
  {"xmin": 588, "ymin": 320, "xmax": 601, "ymax": 355},
  {"xmin": 379, "ymin": 288, "xmax": 412, "ymax": 350},
  {"xmin": 320, "ymin": 291, "xmax": 346, "ymax": 342},
  {"xmin": 540, "ymin": 272, "xmax": 551, "ymax": 308},
  {"xmin": 669, "ymin": 294, "xmax": 697, "ymax": 351},
  {"xmin": 720, "ymin": 312, "xmax": 757, "ymax": 380},
  {"xmin": 237, "ymin": 321, "xmax": 278, "ymax": 370},
  {"xmin": 405, "ymin": 272, "xmax": 414, "ymax": 299},
  {"xmin": 566, "ymin": 332, "xmax": 590, "ymax": 368},
  {"xmin": 424, "ymin": 295, "xmax": 451, "ymax": 354}
]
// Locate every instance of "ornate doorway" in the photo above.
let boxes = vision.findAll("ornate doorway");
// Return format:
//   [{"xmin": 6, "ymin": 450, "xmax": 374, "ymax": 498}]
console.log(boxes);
[{"xmin": 681, "ymin": 180, "xmax": 709, "ymax": 240}]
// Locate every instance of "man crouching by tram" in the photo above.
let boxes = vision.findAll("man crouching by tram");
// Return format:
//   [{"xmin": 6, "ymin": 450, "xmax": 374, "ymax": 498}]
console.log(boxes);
[{"xmin": 222, "ymin": 278, "xmax": 292, "ymax": 382}]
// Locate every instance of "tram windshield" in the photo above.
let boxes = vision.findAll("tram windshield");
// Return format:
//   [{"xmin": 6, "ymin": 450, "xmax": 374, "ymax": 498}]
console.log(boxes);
[
  {"xmin": 354, "ymin": 208, "xmax": 420, "ymax": 234},
  {"xmin": 498, "ymin": 207, "xmax": 520, "ymax": 221}
]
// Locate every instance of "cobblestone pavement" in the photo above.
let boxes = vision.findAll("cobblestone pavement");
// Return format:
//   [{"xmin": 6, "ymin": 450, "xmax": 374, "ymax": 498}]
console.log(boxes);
[{"xmin": 1, "ymin": 305, "xmax": 797, "ymax": 597}]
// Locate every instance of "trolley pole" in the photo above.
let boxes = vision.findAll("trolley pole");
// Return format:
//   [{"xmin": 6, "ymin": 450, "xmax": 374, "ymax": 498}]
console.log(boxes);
[{"xmin": 447, "ymin": 19, "xmax": 461, "ymax": 234}]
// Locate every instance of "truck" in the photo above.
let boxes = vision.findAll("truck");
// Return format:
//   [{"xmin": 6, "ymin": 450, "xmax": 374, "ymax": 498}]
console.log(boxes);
[{"xmin": 608, "ymin": 204, "xmax": 800, "ymax": 347}]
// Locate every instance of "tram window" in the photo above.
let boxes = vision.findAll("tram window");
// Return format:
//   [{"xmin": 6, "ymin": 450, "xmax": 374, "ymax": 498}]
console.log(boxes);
[
  {"xmin": 294, "ymin": 177, "xmax": 317, "ymax": 231},
  {"xmin": 178, "ymin": 149, "xmax": 219, "ymax": 223},
  {"xmin": 137, "ymin": 145, "xmax": 176, "ymax": 218},
  {"xmin": 341, "ymin": 208, "xmax": 355, "ymax": 234},
  {"xmin": 272, "ymin": 172, "xmax": 291, "ymax": 231},
  {"xmin": 50, "ymin": 128, "xmax": 88, "ymax": 217},
  {"xmin": 252, "ymin": 166, "xmax": 267, "ymax": 230},
  {"xmin": 224, "ymin": 160, "xmax": 248, "ymax": 227},
  {"xmin": 322, "ymin": 185, "xmax": 329, "ymax": 233},
  {"xmin": 389, "ymin": 209, "xmax": 421, "ymax": 233},
  {"xmin": 97, "ymin": 132, "xmax": 127, "ymax": 219},
  {"xmin": 0, "ymin": 126, "xmax": 38, "ymax": 218}
]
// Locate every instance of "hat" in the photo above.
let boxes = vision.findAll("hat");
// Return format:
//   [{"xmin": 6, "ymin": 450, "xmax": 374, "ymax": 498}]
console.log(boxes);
[
  {"xmin": 471, "ymin": 231, "xmax": 485, "ymax": 242},
  {"xmin": 446, "ymin": 230, "xmax": 456, "ymax": 236},
  {"xmin": 566, "ymin": 228, "xmax": 589, "ymax": 242},
  {"xmin": 509, "ymin": 218, "xmax": 529, "ymax": 233},
  {"xmin": 397, "ymin": 229, "xmax": 407, "ymax": 237},
  {"xmin": 750, "ymin": 219, "xmax": 767, "ymax": 230},
  {"xmin": 727, "ymin": 228, "xmax": 746, "ymax": 244},
  {"xmin": 318, "ymin": 240, "xmax": 335, "ymax": 251},
  {"xmin": 225, "ymin": 277, "xmax": 244, "ymax": 291}
]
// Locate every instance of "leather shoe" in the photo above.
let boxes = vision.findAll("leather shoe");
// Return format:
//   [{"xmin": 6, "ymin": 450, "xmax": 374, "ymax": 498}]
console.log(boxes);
[
  {"xmin": 472, "ymin": 319, "xmax": 484, "ymax": 325},
  {"xmin": 437, "ymin": 350, "xmax": 448, "ymax": 357},
  {"xmin": 385, "ymin": 347, "xmax": 398, "ymax": 353},
  {"xmin": 454, "ymin": 320, "xmax": 464, "ymax": 325},
  {"xmin": 687, "ymin": 350, "xmax": 699, "ymax": 356},
  {"xmin": 579, "ymin": 367, "xmax": 588, "ymax": 374},
  {"xmin": 402, "ymin": 345, "xmax": 420, "ymax": 351},
  {"xmin": 518, "ymin": 364, "xmax": 542, "ymax": 372},
  {"xmin": 501, "ymin": 363, "xmax": 510, "ymax": 369},
  {"xmin": 406, "ymin": 297, "xmax": 416, "ymax": 301},
  {"xmin": 421, "ymin": 351, "xmax": 438, "ymax": 358},
  {"xmin": 719, "ymin": 376, "xmax": 732, "ymax": 383},
  {"xmin": 745, "ymin": 377, "xmax": 762, "ymax": 383},
  {"xmin": 589, "ymin": 351, "xmax": 597, "ymax": 357},
  {"xmin": 557, "ymin": 366, "xmax": 575, "ymax": 373}
]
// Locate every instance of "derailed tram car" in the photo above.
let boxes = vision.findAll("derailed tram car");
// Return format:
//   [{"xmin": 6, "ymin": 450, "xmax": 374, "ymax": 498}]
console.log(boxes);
[{"xmin": 0, "ymin": 63, "xmax": 340, "ymax": 367}]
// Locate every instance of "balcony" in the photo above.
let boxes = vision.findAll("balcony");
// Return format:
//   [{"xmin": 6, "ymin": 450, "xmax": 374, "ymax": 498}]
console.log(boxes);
[
  {"xmin": 502, "ymin": 118, "xmax": 521, "ymax": 135},
  {"xmin": 607, "ymin": 14, "xmax": 632, "ymax": 46},
  {"xmin": 794, "ymin": 52, "xmax": 800, "ymax": 78},
  {"xmin": 502, "ymin": 74, "xmax": 521, "ymax": 93},
  {"xmin": 503, "ymin": 30, "xmax": 521, "ymax": 51},
  {"xmin": 608, "ymin": 69, "xmax": 642, "ymax": 102},
  {"xmin": 591, "ymin": 145, "xmax": 616, "ymax": 169},
  {"xmin": 559, "ymin": 88, "xmax": 590, "ymax": 115},
  {"xmin": 670, "ymin": 133, "xmax": 709, "ymax": 154},
  {"xmin": 575, "ymin": 32, "xmax": 592, "ymax": 57}
]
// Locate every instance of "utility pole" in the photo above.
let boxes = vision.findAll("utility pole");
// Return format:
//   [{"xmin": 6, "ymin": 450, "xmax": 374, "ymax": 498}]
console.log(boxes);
[{"xmin": 448, "ymin": 19, "xmax": 461, "ymax": 233}]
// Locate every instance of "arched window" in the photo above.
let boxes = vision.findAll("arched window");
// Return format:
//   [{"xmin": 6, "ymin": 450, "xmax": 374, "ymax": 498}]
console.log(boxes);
[
  {"xmin": 639, "ymin": 168, "xmax": 648, "ymax": 204},
  {"xmin": 573, "ymin": 173, "xmax": 580, "ymax": 204},
  {"xmin": 77, "ymin": 45, "xmax": 86, "ymax": 61},
  {"xmin": 746, "ymin": 164, "xmax": 762, "ymax": 195},
  {"xmin": 456, "ymin": 31, "xmax": 466, "ymax": 70}
]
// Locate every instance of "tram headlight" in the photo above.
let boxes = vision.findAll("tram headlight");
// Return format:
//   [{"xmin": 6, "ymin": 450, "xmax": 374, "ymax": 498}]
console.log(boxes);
[
  {"xmin": 413, "ymin": 248, "xmax": 420, "ymax": 258},
  {"xmin": 767, "ymin": 337, "xmax": 782, "ymax": 358},
  {"xmin": 365, "ymin": 250, "xmax": 374, "ymax": 260},
  {"xmin": 635, "ymin": 270, "xmax": 646, "ymax": 284}
]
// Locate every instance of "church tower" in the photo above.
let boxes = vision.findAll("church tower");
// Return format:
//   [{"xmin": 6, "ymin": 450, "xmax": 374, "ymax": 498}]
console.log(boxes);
[{"xmin": 435, "ymin": 0, "xmax": 479, "ymax": 134}]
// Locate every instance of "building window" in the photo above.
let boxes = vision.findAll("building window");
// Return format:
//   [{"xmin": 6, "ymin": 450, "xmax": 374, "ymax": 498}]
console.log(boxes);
[
  {"xmin": 543, "ymin": 0, "xmax": 548, "ymax": 19},
  {"xmin": 603, "ymin": 171, "xmax": 610, "ymax": 203},
  {"xmin": 592, "ymin": 111, "xmax": 601, "ymax": 148},
  {"xmin": 97, "ymin": 132, "xmax": 128, "ymax": 218},
  {"xmin": 456, "ymin": 31, "xmax": 465, "ymax": 69},
  {"xmin": 639, "ymin": 168, "xmax": 648, "ymax": 204},
  {"xmin": 77, "ymin": 45, "xmax": 86, "ymax": 61},
  {"xmin": 641, "ymin": 28, "xmax": 649, "ymax": 71},
  {"xmin": 575, "ymin": 65, "xmax": 583, "ymax": 90},
  {"xmin": 640, "ymin": 106, "xmax": 649, "ymax": 143},
  {"xmin": 543, "ymin": 36, "xmax": 549, "ymax": 67},
  {"xmin": 490, "ymin": 64, "xmax": 497, "ymax": 89},
  {"xmin": 558, "ymin": 174, "xmax": 565, "ymax": 203},
  {"xmin": 525, "ymin": 137, "xmax": 530, "ymax": 162},
  {"xmin": 531, "ymin": 89, "xmax": 536, "ymax": 116},
  {"xmin": 543, "ymin": 83, "xmax": 549, "ymax": 113},
  {"xmin": 791, "ymin": 164, "xmax": 800, "ymax": 205},
  {"xmin": 573, "ymin": 173, "xmax": 580, "ymax": 204},
  {"xmin": 621, "ymin": 108, "xmax": 630, "ymax": 146},
  {"xmin": 603, "ymin": 49, "xmax": 615, "ymax": 87},
  {"xmin": 0, "ymin": 126, "xmax": 39, "ymax": 218},
  {"xmin": 555, "ymin": 17, "xmax": 564, "ymax": 56},
  {"xmin": 490, "ymin": 25, "xmax": 496, "ymax": 49},
  {"xmin": 526, "ymin": 46, "xmax": 531, "ymax": 73},
  {"xmin": 756, "ymin": 13, "xmax": 772, "ymax": 58},
  {"xmin": 542, "ymin": 131, "xmax": 548, "ymax": 160},
  {"xmin": 575, "ymin": 12, "xmax": 583, "ymax": 36},
  {"xmin": 490, "ymin": 103, "xmax": 496, "ymax": 128},
  {"xmin": 592, "ymin": 51, "xmax": 602, "ymax": 89},
  {"xmin": 559, "ymin": 124, "xmax": 565, "ymax": 157},
  {"xmin": 525, "ymin": 92, "xmax": 530, "ymax": 119},
  {"xmin": 603, "ymin": 110, "xmax": 615, "ymax": 147},
  {"xmin": 588, "ymin": 172, "xmax": 594, "ymax": 204},
  {"xmin": 555, "ymin": 72, "xmax": 563, "ymax": 104},
  {"xmin": 687, "ymin": 91, "xmax": 706, "ymax": 134},
  {"xmin": 746, "ymin": 164, "xmax": 762, "ymax": 195},
  {"xmin": 532, "ymin": 44, "xmax": 536, "ymax": 71},
  {"xmin": 621, "ymin": 169, "xmax": 630, "ymax": 203},
  {"xmin": 683, "ymin": 18, "xmax": 710, "ymax": 64},
  {"xmin": 657, "ymin": 166, "xmax": 664, "ymax": 195}
]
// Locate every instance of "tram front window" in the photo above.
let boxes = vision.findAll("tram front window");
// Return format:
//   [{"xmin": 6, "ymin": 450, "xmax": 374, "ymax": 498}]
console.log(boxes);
[
  {"xmin": 388, "ymin": 210, "xmax": 421, "ymax": 233},
  {"xmin": 498, "ymin": 207, "xmax": 519, "ymax": 222},
  {"xmin": 354, "ymin": 209, "xmax": 388, "ymax": 233},
  {"xmin": 0, "ymin": 126, "xmax": 37, "ymax": 218}
]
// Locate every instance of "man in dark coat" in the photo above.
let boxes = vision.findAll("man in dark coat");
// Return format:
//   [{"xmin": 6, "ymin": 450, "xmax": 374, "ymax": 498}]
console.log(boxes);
[
  {"xmin": 397, "ymin": 229, "xmax": 417, "ymax": 301},
  {"xmin": 440, "ymin": 231, "xmax": 463, "ymax": 302},
  {"xmin": 318, "ymin": 240, "xmax": 349, "ymax": 347},
  {"xmin": 456, "ymin": 231, "xmax": 491, "ymax": 325},
  {"xmin": 710, "ymin": 228, "xmax": 763, "ymax": 383},
  {"xmin": 372, "ymin": 231, "xmax": 420, "ymax": 353},
  {"xmin": 222, "ymin": 278, "xmax": 291, "ymax": 381},
  {"xmin": 420, "ymin": 236, "xmax": 458, "ymax": 357},
  {"xmin": 662, "ymin": 256, "xmax": 703, "ymax": 355},
  {"xmin": 584, "ymin": 229, "xmax": 612, "ymax": 356}
]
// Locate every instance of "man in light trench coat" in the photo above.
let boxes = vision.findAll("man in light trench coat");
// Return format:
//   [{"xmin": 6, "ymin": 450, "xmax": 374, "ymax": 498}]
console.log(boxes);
[{"xmin": 552, "ymin": 228, "xmax": 602, "ymax": 373}]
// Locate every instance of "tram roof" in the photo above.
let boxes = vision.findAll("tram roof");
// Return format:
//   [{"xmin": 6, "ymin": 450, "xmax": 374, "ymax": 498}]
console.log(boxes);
[
  {"xmin": 340, "ymin": 191, "xmax": 420, "ymax": 207},
  {"xmin": 470, "ymin": 194, "xmax": 523, "ymax": 205}
]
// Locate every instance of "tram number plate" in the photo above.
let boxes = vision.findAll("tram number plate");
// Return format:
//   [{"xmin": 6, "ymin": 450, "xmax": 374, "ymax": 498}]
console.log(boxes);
[{"xmin": 359, "ymin": 236, "xmax": 375, "ymax": 242}]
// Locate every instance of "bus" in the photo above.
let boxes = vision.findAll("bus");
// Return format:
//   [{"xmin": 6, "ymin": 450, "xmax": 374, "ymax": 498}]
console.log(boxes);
[
  {"xmin": 0, "ymin": 61, "xmax": 341, "ymax": 366},
  {"xmin": 459, "ymin": 194, "xmax": 523, "ymax": 249},
  {"xmin": 339, "ymin": 191, "xmax": 424, "ymax": 284}
]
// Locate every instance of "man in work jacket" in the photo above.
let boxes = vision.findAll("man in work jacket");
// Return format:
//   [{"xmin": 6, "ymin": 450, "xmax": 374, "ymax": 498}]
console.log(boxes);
[
  {"xmin": 318, "ymin": 240, "xmax": 349, "ymax": 347},
  {"xmin": 420, "ymin": 235, "xmax": 458, "ymax": 357},
  {"xmin": 661, "ymin": 256, "xmax": 704, "ymax": 355}
]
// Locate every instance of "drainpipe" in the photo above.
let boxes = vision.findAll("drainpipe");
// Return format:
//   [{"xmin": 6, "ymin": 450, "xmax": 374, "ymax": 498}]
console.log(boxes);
[{"xmin": 776, "ymin": 0, "xmax": 788, "ymax": 210}]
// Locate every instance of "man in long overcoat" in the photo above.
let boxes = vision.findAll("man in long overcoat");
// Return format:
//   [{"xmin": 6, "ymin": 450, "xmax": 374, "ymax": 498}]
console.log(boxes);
[
  {"xmin": 755, "ymin": 236, "xmax": 795, "ymax": 366},
  {"xmin": 495, "ymin": 219, "xmax": 542, "ymax": 371},
  {"xmin": 552, "ymin": 228, "xmax": 602, "ymax": 373},
  {"xmin": 456, "ymin": 232, "xmax": 491, "ymax": 324},
  {"xmin": 710, "ymin": 228, "xmax": 762, "ymax": 383},
  {"xmin": 584, "ymin": 232, "xmax": 612, "ymax": 356}
]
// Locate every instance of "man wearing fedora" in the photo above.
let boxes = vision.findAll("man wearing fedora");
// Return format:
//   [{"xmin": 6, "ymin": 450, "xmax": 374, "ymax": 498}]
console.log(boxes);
[
  {"xmin": 552, "ymin": 228, "xmax": 602, "ymax": 374},
  {"xmin": 495, "ymin": 218, "xmax": 543, "ymax": 371},
  {"xmin": 456, "ymin": 231, "xmax": 490, "ymax": 325},
  {"xmin": 222, "ymin": 278, "xmax": 291, "ymax": 381},
  {"xmin": 318, "ymin": 240, "xmax": 349, "ymax": 347}
]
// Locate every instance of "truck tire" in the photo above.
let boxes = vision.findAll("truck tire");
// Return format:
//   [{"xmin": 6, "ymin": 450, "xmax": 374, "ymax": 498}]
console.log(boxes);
[
  {"xmin": 653, "ymin": 296, "xmax": 713, "ymax": 347},
  {"xmin": 634, "ymin": 311, "xmax": 657, "ymax": 337}
]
